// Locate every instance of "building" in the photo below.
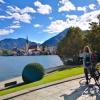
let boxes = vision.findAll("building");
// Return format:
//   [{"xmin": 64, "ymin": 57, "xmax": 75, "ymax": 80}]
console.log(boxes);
[
  {"xmin": 28, "ymin": 45, "xmax": 43, "ymax": 55},
  {"xmin": 43, "ymin": 46, "xmax": 57, "ymax": 55},
  {"xmin": 24, "ymin": 36, "xmax": 57, "ymax": 55},
  {"xmin": 12, "ymin": 47, "xmax": 25, "ymax": 56}
]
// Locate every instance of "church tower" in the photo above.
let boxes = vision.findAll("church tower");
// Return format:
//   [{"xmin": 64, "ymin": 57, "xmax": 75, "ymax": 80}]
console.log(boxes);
[{"xmin": 25, "ymin": 36, "xmax": 29, "ymax": 55}]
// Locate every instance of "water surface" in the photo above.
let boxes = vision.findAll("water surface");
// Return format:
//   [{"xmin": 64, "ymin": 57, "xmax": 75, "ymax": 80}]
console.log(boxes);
[{"xmin": 0, "ymin": 55, "xmax": 63, "ymax": 82}]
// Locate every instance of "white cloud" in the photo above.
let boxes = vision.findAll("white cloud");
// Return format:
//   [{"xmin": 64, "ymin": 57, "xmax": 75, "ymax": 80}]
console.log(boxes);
[
  {"xmin": 0, "ymin": 14, "xmax": 12, "ymax": 20},
  {"xmin": 44, "ymin": 10, "xmax": 100, "ymax": 33},
  {"xmin": 33, "ymin": 24, "xmax": 41, "ymax": 28},
  {"xmin": 34, "ymin": 1, "xmax": 52, "ymax": 14},
  {"xmin": 77, "ymin": 6, "xmax": 87, "ymax": 13},
  {"xmin": 5, "ymin": 11, "xmax": 31, "ymax": 23},
  {"xmin": 0, "ymin": 15, "xmax": 11, "ymax": 19},
  {"xmin": 9, "ymin": 24, "xmax": 21, "ymax": 29},
  {"xmin": 6, "ymin": 6, "xmax": 35, "ymax": 23},
  {"xmin": 58, "ymin": 0, "xmax": 76, "ymax": 12},
  {"xmin": 0, "ymin": 29, "xmax": 14, "ymax": 35},
  {"xmin": 73, "ymin": 10, "xmax": 100, "ymax": 29},
  {"xmin": 12, "ymin": 21, "xmax": 20, "ymax": 24},
  {"xmin": 89, "ymin": 4, "xmax": 96, "ymax": 10},
  {"xmin": 21, "ymin": 7, "xmax": 36, "ymax": 14},
  {"xmin": 49, "ymin": 17, "xmax": 53, "ymax": 20},
  {"xmin": 0, "ymin": 0, "xmax": 5, "ymax": 3},
  {"xmin": 97, "ymin": 0, "xmax": 100, "ymax": 5},
  {"xmin": 66, "ymin": 15, "xmax": 78, "ymax": 20},
  {"xmin": 0, "ymin": 22, "xmax": 21, "ymax": 36},
  {"xmin": 7, "ymin": 6, "xmax": 20, "ymax": 13},
  {"xmin": 7, "ymin": 6, "xmax": 36, "ymax": 14},
  {"xmin": 0, "ymin": 6, "xmax": 36, "ymax": 23},
  {"xmin": 65, "ymin": 10, "xmax": 100, "ymax": 30},
  {"xmin": 44, "ymin": 20, "xmax": 67, "ymax": 33},
  {"xmin": 77, "ymin": 10, "xmax": 100, "ymax": 30},
  {"xmin": 11, "ymin": 13, "xmax": 31, "ymax": 23}
]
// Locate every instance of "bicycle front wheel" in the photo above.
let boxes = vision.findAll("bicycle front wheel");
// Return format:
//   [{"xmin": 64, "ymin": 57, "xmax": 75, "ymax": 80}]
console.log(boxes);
[{"xmin": 94, "ymin": 70, "xmax": 100, "ymax": 89}]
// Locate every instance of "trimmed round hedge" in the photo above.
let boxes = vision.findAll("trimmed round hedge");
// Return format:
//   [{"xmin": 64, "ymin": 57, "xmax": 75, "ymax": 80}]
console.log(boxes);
[{"xmin": 22, "ymin": 63, "xmax": 45, "ymax": 83}]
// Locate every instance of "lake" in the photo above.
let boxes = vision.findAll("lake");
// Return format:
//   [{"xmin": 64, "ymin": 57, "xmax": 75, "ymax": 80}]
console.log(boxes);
[{"xmin": 0, "ymin": 55, "xmax": 63, "ymax": 82}]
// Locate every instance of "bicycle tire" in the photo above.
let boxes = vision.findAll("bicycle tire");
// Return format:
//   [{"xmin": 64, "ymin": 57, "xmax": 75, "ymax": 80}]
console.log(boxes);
[{"xmin": 93, "ymin": 70, "xmax": 100, "ymax": 89}]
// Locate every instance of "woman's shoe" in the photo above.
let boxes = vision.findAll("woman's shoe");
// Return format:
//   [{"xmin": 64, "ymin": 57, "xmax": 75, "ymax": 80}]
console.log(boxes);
[{"xmin": 85, "ymin": 81, "xmax": 89, "ymax": 85}]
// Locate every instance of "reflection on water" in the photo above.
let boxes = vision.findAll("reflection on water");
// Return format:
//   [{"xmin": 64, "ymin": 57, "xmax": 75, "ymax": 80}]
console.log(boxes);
[{"xmin": 0, "ymin": 55, "xmax": 63, "ymax": 82}]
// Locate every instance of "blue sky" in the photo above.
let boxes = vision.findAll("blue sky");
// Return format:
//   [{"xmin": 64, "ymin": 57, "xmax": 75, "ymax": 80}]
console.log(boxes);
[{"xmin": 0, "ymin": 0, "xmax": 100, "ymax": 43}]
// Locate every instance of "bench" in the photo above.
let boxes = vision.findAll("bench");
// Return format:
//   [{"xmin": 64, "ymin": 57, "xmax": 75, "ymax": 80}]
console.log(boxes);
[{"xmin": 5, "ymin": 81, "xmax": 17, "ymax": 87}]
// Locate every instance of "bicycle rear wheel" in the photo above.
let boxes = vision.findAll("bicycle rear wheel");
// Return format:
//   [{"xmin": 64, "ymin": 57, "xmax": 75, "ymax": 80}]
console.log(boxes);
[{"xmin": 93, "ymin": 70, "xmax": 100, "ymax": 89}]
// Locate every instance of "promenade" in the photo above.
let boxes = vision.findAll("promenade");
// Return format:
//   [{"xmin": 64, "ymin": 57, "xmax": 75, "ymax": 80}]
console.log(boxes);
[{"xmin": 0, "ymin": 75, "xmax": 100, "ymax": 100}]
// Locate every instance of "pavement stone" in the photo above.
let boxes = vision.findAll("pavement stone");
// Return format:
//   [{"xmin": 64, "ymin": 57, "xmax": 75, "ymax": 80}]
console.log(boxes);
[{"xmin": 0, "ymin": 75, "xmax": 100, "ymax": 100}]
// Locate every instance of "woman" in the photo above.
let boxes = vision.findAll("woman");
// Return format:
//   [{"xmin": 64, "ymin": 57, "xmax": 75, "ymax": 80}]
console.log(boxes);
[{"xmin": 83, "ymin": 46, "xmax": 92, "ymax": 85}]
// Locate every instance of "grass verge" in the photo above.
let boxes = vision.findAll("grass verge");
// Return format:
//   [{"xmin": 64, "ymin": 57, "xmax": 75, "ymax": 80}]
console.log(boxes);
[{"xmin": 0, "ymin": 65, "xmax": 84, "ymax": 96}]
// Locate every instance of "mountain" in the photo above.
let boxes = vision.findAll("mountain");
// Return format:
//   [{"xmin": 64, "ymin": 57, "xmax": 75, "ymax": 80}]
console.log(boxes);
[
  {"xmin": 0, "ymin": 38, "xmax": 37, "ymax": 49},
  {"xmin": 42, "ymin": 28, "xmax": 69, "ymax": 46}
]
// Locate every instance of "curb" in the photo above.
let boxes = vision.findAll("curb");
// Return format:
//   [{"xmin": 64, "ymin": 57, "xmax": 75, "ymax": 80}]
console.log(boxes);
[{"xmin": 0, "ymin": 74, "xmax": 84, "ymax": 100}]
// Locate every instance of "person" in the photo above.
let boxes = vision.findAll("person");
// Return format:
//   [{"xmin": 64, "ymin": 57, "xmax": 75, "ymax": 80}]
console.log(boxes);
[
  {"xmin": 91, "ymin": 51, "xmax": 97, "ymax": 68},
  {"xmin": 82, "ymin": 46, "xmax": 92, "ymax": 85}
]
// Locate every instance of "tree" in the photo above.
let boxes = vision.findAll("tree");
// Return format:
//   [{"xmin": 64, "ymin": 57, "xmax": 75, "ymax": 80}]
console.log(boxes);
[
  {"xmin": 97, "ymin": 14, "xmax": 100, "ymax": 25},
  {"xmin": 57, "ymin": 27, "xmax": 84, "ymax": 58},
  {"xmin": 86, "ymin": 16, "xmax": 100, "ymax": 53},
  {"xmin": 82, "ymin": 14, "xmax": 100, "ymax": 62},
  {"xmin": 2, "ymin": 50, "xmax": 9, "ymax": 56}
]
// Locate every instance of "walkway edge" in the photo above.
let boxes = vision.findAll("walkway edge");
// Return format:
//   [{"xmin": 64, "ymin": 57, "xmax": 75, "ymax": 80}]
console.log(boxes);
[{"xmin": 0, "ymin": 74, "xmax": 84, "ymax": 100}]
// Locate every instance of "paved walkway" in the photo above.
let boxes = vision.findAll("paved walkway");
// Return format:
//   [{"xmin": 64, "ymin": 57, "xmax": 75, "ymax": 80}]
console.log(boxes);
[{"xmin": 1, "ymin": 75, "xmax": 100, "ymax": 100}]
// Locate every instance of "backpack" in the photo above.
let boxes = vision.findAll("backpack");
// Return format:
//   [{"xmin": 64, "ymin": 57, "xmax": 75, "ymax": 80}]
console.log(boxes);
[
  {"xmin": 85, "ymin": 54, "xmax": 91, "ymax": 67},
  {"xmin": 91, "ymin": 53, "xmax": 96, "ymax": 62}
]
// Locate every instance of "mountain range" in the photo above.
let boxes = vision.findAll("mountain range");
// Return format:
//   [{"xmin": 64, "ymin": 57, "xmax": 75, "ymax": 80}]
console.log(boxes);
[
  {"xmin": 0, "ymin": 28, "xmax": 69, "ymax": 49},
  {"xmin": 0, "ymin": 38, "xmax": 36, "ymax": 49}
]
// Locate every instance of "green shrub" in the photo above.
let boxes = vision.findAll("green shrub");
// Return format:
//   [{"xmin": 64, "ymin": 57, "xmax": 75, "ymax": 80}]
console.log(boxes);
[{"xmin": 22, "ymin": 63, "xmax": 45, "ymax": 83}]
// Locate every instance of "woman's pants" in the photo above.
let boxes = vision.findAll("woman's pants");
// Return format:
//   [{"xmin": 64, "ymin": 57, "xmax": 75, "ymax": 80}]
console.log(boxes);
[{"xmin": 84, "ymin": 68, "xmax": 89, "ymax": 81}]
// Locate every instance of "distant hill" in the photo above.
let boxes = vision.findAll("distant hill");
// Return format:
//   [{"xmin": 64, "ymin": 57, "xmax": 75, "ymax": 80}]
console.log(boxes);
[
  {"xmin": 42, "ymin": 28, "xmax": 69, "ymax": 46},
  {"xmin": 0, "ymin": 38, "xmax": 37, "ymax": 49}
]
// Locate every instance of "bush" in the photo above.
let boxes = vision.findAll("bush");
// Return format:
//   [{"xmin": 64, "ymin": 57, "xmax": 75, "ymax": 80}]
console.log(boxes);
[{"xmin": 22, "ymin": 63, "xmax": 45, "ymax": 83}]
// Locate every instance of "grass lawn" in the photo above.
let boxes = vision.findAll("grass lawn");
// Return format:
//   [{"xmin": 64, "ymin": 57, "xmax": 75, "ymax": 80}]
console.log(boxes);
[{"xmin": 0, "ymin": 65, "xmax": 84, "ymax": 96}]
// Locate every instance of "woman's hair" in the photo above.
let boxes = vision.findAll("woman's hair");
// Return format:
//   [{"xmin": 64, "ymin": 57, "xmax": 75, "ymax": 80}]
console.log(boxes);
[{"xmin": 83, "ymin": 46, "xmax": 91, "ymax": 53}]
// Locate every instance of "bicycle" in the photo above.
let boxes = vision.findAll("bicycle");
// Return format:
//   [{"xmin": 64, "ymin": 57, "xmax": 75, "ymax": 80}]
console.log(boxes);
[{"xmin": 87, "ymin": 63, "xmax": 100, "ymax": 89}]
